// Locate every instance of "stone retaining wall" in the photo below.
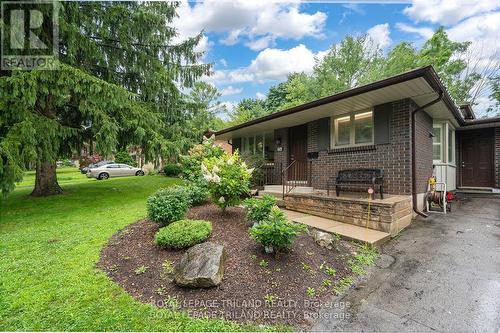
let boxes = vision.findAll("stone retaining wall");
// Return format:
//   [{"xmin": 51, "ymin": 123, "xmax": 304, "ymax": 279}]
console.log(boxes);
[{"xmin": 284, "ymin": 193, "xmax": 413, "ymax": 236}]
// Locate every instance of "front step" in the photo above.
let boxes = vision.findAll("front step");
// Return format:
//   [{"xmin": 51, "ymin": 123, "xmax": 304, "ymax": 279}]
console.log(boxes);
[
  {"xmin": 281, "ymin": 209, "xmax": 391, "ymax": 246},
  {"xmin": 456, "ymin": 187, "xmax": 496, "ymax": 194}
]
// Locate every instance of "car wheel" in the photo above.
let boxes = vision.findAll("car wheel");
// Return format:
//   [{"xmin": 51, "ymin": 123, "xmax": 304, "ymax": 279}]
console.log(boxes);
[
  {"xmin": 98, "ymin": 172, "xmax": 109, "ymax": 180},
  {"xmin": 136, "ymin": 170, "xmax": 145, "ymax": 176}
]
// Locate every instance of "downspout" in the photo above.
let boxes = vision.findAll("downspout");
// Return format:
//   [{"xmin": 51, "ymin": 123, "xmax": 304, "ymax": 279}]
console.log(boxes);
[{"xmin": 411, "ymin": 91, "xmax": 443, "ymax": 218}]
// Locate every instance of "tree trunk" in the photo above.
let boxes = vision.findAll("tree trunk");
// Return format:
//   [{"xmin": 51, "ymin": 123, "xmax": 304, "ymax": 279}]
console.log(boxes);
[{"xmin": 31, "ymin": 161, "xmax": 63, "ymax": 196}]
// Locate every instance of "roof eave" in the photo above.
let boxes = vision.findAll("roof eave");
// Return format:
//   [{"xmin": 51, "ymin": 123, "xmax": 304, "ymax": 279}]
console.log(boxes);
[{"xmin": 215, "ymin": 66, "xmax": 464, "ymax": 136}]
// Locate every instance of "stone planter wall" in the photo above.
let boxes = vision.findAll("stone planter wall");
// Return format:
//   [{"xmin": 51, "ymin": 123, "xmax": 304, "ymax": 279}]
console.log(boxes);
[{"xmin": 284, "ymin": 193, "xmax": 413, "ymax": 236}]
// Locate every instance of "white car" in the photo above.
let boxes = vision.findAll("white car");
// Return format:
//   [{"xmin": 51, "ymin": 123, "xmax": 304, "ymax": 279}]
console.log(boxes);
[{"xmin": 87, "ymin": 163, "xmax": 145, "ymax": 180}]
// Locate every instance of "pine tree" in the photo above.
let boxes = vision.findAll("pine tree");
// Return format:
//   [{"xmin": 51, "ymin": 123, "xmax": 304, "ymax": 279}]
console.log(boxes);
[{"xmin": 0, "ymin": 1, "xmax": 208, "ymax": 196}]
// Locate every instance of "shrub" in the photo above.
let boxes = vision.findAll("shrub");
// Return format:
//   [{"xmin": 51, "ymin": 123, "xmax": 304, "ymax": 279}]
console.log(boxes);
[
  {"xmin": 249, "ymin": 206, "xmax": 307, "ymax": 254},
  {"xmin": 185, "ymin": 180, "xmax": 209, "ymax": 206},
  {"xmin": 146, "ymin": 186, "xmax": 189, "ymax": 226},
  {"xmin": 115, "ymin": 150, "xmax": 137, "ymax": 166},
  {"xmin": 155, "ymin": 219, "xmax": 212, "ymax": 249},
  {"xmin": 202, "ymin": 150, "xmax": 252, "ymax": 211},
  {"xmin": 180, "ymin": 136, "xmax": 224, "ymax": 182},
  {"xmin": 243, "ymin": 194, "xmax": 277, "ymax": 223},
  {"xmin": 163, "ymin": 163, "xmax": 182, "ymax": 177}
]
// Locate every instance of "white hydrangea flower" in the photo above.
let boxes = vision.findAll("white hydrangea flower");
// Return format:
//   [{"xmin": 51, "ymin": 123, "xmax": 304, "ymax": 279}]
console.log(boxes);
[
  {"xmin": 247, "ymin": 168, "xmax": 254, "ymax": 175},
  {"xmin": 213, "ymin": 165, "xmax": 220, "ymax": 173},
  {"xmin": 203, "ymin": 174, "xmax": 213, "ymax": 182},
  {"xmin": 219, "ymin": 196, "xmax": 225, "ymax": 203},
  {"xmin": 241, "ymin": 162, "xmax": 247, "ymax": 169},
  {"xmin": 212, "ymin": 174, "xmax": 221, "ymax": 183},
  {"xmin": 201, "ymin": 163, "xmax": 208, "ymax": 174},
  {"xmin": 227, "ymin": 157, "xmax": 234, "ymax": 165}
]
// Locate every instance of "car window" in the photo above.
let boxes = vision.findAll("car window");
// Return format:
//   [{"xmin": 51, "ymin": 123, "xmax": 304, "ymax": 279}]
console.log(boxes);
[{"xmin": 107, "ymin": 165, "xmax": 119, "ymax": 168}]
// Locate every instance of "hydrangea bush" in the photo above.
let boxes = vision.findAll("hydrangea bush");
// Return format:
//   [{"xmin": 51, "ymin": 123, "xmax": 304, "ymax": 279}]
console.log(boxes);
[{"xmin": 202, "ymin": 150, "xmax": 252, "ymax": 211}]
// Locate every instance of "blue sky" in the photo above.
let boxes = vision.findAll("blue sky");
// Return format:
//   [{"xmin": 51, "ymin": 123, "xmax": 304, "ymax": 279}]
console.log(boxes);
[{"xmin": 173, "ymin": 1, "xmax": 500, "ymax": 115}]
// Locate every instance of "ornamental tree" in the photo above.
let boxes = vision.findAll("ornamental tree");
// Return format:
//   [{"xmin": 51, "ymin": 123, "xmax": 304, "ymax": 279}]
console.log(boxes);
[
  {"xmin": 0, "ymin": 2, "xmax": 209, "ymax": 196},
  {"xmin": 201, "ymin": 151, "xmax": 252, "ymax": 212},
  {"xmin": 0, "ymin": 65, "xmax": 161, "ymax": 196}
]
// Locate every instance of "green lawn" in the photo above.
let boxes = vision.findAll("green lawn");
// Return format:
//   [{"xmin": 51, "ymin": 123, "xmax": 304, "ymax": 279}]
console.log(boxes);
[{"xmin": 0, "ymin": 169, "xmax": 243, "ymax": 331}]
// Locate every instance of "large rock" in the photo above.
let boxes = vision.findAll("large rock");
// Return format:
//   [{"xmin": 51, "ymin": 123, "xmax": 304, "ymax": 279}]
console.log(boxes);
[
  {"xmin": 311, "ymin": 229, "xmax": 334, "ymax": 249},
  {"xmin": 174, "ymin": 242, "xmax": 227, "ymax": 288}
]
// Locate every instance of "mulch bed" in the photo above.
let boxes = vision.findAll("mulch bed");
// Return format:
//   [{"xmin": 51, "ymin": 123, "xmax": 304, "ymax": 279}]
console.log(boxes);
[{"xmin": 98, "ymin": 203, "xmax": 360, "ymax": 328}]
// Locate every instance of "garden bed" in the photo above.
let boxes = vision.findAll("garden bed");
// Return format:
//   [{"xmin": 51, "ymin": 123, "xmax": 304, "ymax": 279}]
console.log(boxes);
[{"xmin": 99, "ymin": 203, "xmax": 365, "ymax": 328}]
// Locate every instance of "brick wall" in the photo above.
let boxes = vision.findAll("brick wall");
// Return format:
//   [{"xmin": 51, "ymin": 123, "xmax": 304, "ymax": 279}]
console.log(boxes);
[
  {"xmin": 309, "ymin": 99, "xmax": 414, "ymax": 195},
  {"xmin": 412, "ymin": 104, "xmax": 434, "ymax": 194},
  {"xmin": 495, "ymin": 127, "xmax": 500, "ymax": 188},
  {"xmin": 307, "ymin": 120, "xmax": 319, "ymax": 153}
]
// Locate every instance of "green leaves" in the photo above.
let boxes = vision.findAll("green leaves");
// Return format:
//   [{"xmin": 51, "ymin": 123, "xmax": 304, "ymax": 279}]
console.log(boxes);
[
  {"xmin": 249, "ymin": 206, "xmax": 307, "ymax": 253},
  {"xmin": 0, "ymin": 64, "xmax": 161, "ymax": 195}
]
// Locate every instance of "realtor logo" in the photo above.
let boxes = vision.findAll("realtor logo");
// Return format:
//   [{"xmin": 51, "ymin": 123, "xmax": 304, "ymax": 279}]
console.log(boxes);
[{"xmin": 1, "ymin": 1, "xmax": 59, "ymax": 70}]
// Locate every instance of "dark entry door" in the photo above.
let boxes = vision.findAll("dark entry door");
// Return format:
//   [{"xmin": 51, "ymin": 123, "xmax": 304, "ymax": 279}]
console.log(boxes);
[
  {"xmin": 288, "ymin": 125, "xmax": 307, "ymax": 180},
  {"xmin": 460, "ymin": 130, "xmax": 494, "ymax": 187}
]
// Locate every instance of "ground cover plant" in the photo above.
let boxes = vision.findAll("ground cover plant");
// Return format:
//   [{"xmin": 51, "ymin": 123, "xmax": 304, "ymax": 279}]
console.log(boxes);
[
  {"xmin": 155, "ymin": 219, "xmax": 212, "ymax": 249},
  {"xmin": 0, "ymin": 169, "xmax": 242, "ymax": 331}
]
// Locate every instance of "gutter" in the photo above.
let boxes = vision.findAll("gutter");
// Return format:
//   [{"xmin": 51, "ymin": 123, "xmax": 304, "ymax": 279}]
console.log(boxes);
[{"xmin": 411, "ymin": 92, "xmax": 443, "ymax": 218}]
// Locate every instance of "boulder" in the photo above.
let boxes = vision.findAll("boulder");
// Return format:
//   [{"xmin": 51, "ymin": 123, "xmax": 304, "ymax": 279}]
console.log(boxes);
[
  {"xmin": 174, "ymin": 242, "xmax": 227, "ymax": 288},
  {"xmin": 311, "ymin": 229, "xmax": 334, "ymax": 249}
]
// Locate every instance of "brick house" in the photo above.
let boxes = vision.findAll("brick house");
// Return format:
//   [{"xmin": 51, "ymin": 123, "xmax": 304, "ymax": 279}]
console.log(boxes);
[{"xmin": 214, "ymin": 66, "xmax": 500, "ymax": 229}]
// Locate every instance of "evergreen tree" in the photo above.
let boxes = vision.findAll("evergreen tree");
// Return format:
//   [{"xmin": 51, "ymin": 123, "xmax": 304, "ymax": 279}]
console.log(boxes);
[{"xmin": 0, "ymin": 1, "xmax": 208, "ymax": 196}]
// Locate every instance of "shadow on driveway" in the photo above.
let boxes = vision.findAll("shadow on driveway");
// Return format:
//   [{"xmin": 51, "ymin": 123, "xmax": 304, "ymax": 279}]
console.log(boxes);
[{"xmin": 310, "ymin": 195, "xmax": 500, "ymax": 332}]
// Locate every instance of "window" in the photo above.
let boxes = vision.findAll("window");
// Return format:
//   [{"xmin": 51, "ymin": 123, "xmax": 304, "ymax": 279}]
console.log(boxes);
[
  {"xmin": 335, "ymin": 116, "xmax": 351, "ymax": 146},
  {"xmin": 448, "ymin": 127, "xmax": 455, "ymax": 164},
  {"xmin": 433, "ymin": 124, "xmax": 443, "ymax": 161},
  {"xmin": 333, "ymin": 110, "xmax": 373, "ymax": 147},
  {"xmin": 237, "ymin": 132, "xmax": 274, "ymax": 162},
  {"xmin": 355, "ymin": 111, "xmax": 373, "ymax": 144}
]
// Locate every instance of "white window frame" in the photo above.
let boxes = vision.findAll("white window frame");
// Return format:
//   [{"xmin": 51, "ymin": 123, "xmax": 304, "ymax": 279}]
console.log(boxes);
[
  {"xmin": 433, "ymin": 123, "xmax": 444, "ymax": 163},
  {"xmin": 433, "ymin": 121, "xmax": 456, "ymax": 165},
  {"xmin": 331, "ymin": 109, "xmax": 374, "ymax": 148},
  {"xmin": 240, "ymin": 132, "xmax": 272, "ymax": 157},
  {"xmin": 447, "ymin": 124, "xmax": 455, "ymax": 165}
]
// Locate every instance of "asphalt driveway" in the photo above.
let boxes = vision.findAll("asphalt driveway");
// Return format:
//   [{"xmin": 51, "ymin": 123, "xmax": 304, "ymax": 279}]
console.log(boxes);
[{"xmin": 311, "ymin": 195, "xmax": 500, "ymax": 332}]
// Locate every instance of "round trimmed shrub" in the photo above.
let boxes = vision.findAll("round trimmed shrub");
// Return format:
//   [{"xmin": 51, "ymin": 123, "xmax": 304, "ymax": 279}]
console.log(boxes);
[
  {"xmin": 163, "ymin": 163, "xmax": 182, "ymax": 177},
  {"xmin": 146, "ymin": 186, "xmax": 189, "ymax": 226},
  {"xmin": 155, "ymin": 219, "xmax": 212, "ymax": 249}
]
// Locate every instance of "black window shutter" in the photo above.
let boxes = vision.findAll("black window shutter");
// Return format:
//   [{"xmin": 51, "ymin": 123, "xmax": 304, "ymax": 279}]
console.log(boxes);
[
  {"xmin": 374, "ymin": 103, "xmax": 392, "ymax": 145},
  {"xmin": 232, "ymin": 138, "xmax": 241, "ymax": 153},
  {"xmin": 317, "ymin": 117, "xmax": 331, "ymax": 151}
]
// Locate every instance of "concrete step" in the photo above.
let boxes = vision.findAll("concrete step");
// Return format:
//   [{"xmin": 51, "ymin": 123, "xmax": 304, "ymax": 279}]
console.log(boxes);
[
  {"xmin": 281, "ymin": 209, "xmax": 391, "ymax": 246},
  {"xmin": 456, "ymin": 187, "xmax": 497, "ymax": 194}
]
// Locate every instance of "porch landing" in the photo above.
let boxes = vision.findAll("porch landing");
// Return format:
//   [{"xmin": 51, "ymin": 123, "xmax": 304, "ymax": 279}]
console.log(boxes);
[{"xmin": 282, "ymin": 209, "xmax": 391, "ymax": 246}]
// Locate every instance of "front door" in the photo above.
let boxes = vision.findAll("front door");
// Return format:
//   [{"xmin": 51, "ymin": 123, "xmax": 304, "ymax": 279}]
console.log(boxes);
[
  {"xmin": 460, "ymin": 130, "xmax": 494, "ymax": 187},
  {"xmin": 288, "ymin": 125, "xmax": 307, "ymax": 180}
]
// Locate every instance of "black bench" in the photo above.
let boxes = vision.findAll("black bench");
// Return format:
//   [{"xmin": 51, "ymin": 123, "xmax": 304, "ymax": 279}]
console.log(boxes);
[{"xmin": 327, "ymin": 169, "xmax": 384, "ymax": 199}]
